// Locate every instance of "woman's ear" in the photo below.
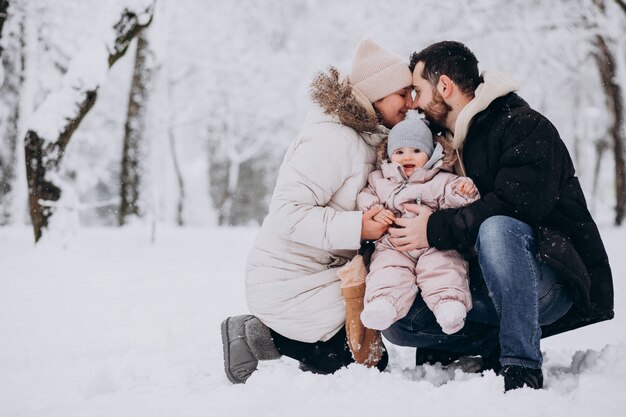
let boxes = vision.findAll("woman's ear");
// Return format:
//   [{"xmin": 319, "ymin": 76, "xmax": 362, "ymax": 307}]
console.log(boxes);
[{"xmin": 437, "ymin": 75, "xmax": 454, "ymax": 99}]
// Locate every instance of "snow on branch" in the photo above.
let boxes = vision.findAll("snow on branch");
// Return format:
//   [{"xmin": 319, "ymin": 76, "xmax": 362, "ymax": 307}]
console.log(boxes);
[{"xmin": 25, "ymin": 1, "xmax": 155, "ymax": 242}]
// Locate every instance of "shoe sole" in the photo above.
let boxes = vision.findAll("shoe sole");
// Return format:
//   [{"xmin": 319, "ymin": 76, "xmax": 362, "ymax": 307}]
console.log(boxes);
[{"xmin": 221, "ymin": 317, "xmax": 245, "ymax": 384}]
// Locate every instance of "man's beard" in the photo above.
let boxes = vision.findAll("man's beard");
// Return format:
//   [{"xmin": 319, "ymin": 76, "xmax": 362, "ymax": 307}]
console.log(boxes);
[{"xmin": 422, "ymin": 88, "xmax": 452, "ymax": 132}]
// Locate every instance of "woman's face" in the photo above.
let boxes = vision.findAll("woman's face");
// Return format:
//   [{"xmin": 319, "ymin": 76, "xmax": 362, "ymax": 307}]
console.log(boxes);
[{"xmin": 373, "ymin": 88, "xmax": 413, "ymax": 128}]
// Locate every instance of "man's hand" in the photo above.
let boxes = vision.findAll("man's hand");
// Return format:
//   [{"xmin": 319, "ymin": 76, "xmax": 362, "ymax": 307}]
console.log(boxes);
[
  {"xmin": 388, "ymin": 204, "xmax": 432, "ymax": 251},
  {"xmin": 361, "ymin": 206, "xmax": 389, "ymax": 240}
]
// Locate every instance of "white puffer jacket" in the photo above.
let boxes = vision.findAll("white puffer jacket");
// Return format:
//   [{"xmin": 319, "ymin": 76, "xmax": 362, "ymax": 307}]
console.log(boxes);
[{"xmin": 246, "ymin": 69, "xmax": 387, "ymax": 342}]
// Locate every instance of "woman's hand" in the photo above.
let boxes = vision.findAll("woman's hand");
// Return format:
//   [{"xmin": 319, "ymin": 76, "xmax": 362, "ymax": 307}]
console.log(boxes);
[
  {"xmin": 361, "ymin": 206, "xmax": 389, "ymax": 240},
  {"xmin": 372, "ymin": 208, "xmax": 396, "ymax": 225}
]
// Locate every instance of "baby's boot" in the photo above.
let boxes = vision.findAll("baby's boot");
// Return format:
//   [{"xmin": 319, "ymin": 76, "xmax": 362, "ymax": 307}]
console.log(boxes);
[
  {"xmin": 360, "ymin": 298, "xmax": 397, "ymax": 331},
  {"xmin": 434, "ymin": 301, "xmax": 467, "ymax": 335}
]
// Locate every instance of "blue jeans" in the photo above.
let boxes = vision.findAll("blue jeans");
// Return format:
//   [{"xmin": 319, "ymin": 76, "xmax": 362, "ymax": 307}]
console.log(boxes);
[{"xmin": 383, "ymin": 216, "xmax": 573, "ymax": 369}]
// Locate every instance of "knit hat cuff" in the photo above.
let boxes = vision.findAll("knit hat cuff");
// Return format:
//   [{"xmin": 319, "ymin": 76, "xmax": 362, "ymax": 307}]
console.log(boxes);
[
  {"xmin": 387, "ymin": 118, "xmax": 434, "ymax": 157},
  {"xmin": 354, "ymin": 62, "xmax": 412, "ymax": 103},
  {"xmin": 388, "ymin": 139, "xmax": 433, "ymax": 157}
]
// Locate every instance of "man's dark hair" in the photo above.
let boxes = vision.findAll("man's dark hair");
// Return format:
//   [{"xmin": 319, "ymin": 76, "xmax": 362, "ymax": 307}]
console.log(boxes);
[{"xmin": 409, "ymin": 41, "xmax": 482, "ymax": 96}]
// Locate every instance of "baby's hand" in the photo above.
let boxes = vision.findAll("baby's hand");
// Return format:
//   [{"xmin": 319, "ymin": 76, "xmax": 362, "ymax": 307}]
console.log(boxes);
[
  {"xmin": 457, "ymin": 179, "xmax": 477, "ymax": 197},
  {"xmin": 373, "ymin": 208, "xmax": 396, "ymax": 225}
]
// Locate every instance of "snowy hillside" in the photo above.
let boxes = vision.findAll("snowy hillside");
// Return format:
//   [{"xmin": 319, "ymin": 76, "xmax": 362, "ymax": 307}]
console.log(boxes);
[{"xmin": 1, "ymin": 225, "xmax": 624, "ymax": 417}]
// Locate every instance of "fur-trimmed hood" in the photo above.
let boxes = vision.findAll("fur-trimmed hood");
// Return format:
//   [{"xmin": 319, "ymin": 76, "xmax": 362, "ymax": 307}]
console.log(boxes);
[{"xmin": 310, "ymin": 67, "xmax": 384, "ymax": 136}]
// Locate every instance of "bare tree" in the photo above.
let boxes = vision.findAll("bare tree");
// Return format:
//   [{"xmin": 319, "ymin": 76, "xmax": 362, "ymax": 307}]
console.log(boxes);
[
  {"xmin": 163, "ymin": 67, "xmax": 196, "ymax": 227},
  {"xmin": 24, "ymin": 4, "xmax": 155, "ymax": 241},
  {"xmin": 586, "ymin": 0, "xmax": 626, "ymax": 225},
  {"xmin": 594, "ymin": 34, "xmax": 626, "ymax": 225},
  {"xmin": 0, "ymin": 0, "xmax": 8, "ymax": 46},
  {"xmin": 0, "ymin": 0, "xmax": 25, "ymax": 224},
  {"xmin": 168, "ymin": 120, "xmax": 185, "ymax": 226},
  {"xmin": 119, "ymin": 30, "xmax": 153, "ymax": 226},
  {"xmin": 206, "ymin": 0, "xmax": 302, "ymax": 226}
]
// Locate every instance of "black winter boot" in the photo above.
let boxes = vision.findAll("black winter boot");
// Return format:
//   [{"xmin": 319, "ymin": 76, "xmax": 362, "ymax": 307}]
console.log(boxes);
[
  {"xmin": 480, "ymin": 345, "xmax": 502, "ymax": 374},
  {"xmin": 221, "ymin": 315, "xmax": 281, "ymax": 384},
  {"xmin": 499, "ymin": 365, "xmax": 543, "ymax": 391}
]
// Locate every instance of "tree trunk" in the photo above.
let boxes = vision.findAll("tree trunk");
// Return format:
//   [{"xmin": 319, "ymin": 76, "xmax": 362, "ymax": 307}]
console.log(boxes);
[
  {"xmin": 119, "ymin": 30, "xmax": 153, "ymax": 226},
  {"xmin": 218, "ymin": 159, "xmax": 240, "ymax": 226},
  {"xmin": 0, "ymin": 1, "xmax": 8, "ymax": 49},
  {"xmin": 25, "ymin": 5, "xmax": 154, "ymax": 241},
  {"xmin": 592, "ymin": 139, "xmax": 609, "ymax": 213},
  {"xmin": 0, "ymin": 0, "xmax": 25, "ymax": 224},
  {"xmin": 594, "ymin": 34, "xmax": 626, "ymax": 225},
  {"xmin": 168, "ymin": 126, "xmax": 185, "ymax": 226}
]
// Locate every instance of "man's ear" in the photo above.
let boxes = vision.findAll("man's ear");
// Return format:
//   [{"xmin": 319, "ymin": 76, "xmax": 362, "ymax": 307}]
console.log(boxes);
[{"xmin": 436, "ymin": 75, "xmax": 454, "ymax": 99}]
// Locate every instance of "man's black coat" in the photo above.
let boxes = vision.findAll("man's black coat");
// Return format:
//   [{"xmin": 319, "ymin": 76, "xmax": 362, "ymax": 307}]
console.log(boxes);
[{"xmin": 427, "ymin": 93, "xmax": 614, "ymax": 336}]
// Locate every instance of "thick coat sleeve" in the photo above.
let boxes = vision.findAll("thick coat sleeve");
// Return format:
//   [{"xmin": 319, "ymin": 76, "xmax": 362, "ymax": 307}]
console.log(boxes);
[
  {"xmin": 356, "ymin": 170, "xmax": 383, "ymax": 212},
  {"xmin": 427, "ymin": 114, "xmax": 566, "ymax": 251},
  {"xmin": 270, "ymin": 132, "xmax": 364, "ymax": 251},
  {"xmin": 436, "ymin": 175, "xmax": 481, "ymax": 210}
]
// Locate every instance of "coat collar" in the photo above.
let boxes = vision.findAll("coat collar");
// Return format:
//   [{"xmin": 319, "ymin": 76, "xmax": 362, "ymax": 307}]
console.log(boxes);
[{"xmin": 451, "ymin": 70, "xmax": 519, "ymax": 150}]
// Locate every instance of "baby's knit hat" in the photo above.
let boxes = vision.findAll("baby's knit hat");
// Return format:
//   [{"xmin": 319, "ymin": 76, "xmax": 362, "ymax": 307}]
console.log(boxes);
[
  {"xmin": 349, "ymin": 38, "xmax": 412, "ymax": 104},
  {"xmin": 387, "ymin": 118, "xmax": 434, "ymax": 157}
]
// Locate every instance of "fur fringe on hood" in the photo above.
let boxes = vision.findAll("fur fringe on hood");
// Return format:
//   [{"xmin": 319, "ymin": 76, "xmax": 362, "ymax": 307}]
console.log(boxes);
[
  {"xmin": 310, "ymin": 67, "xmax": 381, "ymax": 134},
  {"xmin": 376, "ymin": 134, "xmax": 458, "ymax": 170}
]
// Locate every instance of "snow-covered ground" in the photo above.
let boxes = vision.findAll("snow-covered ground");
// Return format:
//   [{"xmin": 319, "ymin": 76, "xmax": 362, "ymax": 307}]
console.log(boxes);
[{"xmin": 1, "ymin": 225, "xmax": 624, "ymax": 417}]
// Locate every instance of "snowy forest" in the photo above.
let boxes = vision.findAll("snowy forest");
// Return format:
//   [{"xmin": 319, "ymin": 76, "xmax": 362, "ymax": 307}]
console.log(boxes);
[
  {"xmin": 2, "ymin": 1, "xmax": 626, "ymax": 416},
  {"xmin": 0, "ymin": 0, "xmax": 625, "ymax": 241}
]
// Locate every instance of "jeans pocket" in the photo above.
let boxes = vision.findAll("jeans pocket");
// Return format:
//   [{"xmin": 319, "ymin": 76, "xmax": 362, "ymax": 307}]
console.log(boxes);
[{"xmin": 408, "ymin": 306, "xmax": 467, "ymax": 339}]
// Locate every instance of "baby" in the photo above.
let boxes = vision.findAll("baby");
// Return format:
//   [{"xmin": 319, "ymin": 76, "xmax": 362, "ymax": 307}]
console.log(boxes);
[{"xmin": 357, "ymin": 118, "xmax": 479, "ymax": 334}]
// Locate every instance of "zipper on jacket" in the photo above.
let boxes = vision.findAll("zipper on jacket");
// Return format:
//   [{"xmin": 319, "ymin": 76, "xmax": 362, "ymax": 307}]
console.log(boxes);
[{"xmin": 391, "ymin": 180, "xmax": 408, "ymax": 211}]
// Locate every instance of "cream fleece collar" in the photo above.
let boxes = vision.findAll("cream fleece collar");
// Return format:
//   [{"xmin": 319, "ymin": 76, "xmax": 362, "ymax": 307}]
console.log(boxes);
[{"xmin": 451, "ymin": 70, "xmax": 519, "ymax": 150}]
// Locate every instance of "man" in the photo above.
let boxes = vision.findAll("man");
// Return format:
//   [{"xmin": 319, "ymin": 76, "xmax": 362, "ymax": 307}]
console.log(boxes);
[{"xmin": 384, "ymin": 41, "xmax": 614, "ymax": 391}]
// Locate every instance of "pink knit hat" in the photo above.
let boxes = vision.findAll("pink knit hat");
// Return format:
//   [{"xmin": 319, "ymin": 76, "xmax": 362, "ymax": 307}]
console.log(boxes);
[{"xmin": 349, "ymin": 38, "xmax": 412, "ymax": 104}]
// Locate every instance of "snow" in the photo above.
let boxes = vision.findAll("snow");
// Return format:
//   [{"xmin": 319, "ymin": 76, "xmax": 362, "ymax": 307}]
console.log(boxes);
[
  {"xmin": 1, "ymin": 225, "xmax": 625, "ymax": 416},
  {"xmin": 5, "ymin": 0, "xmax": 623, "ymax": 227},
  {"xmin": 27, "ymin": 39, "xmax": 108, "ymax": 143},
  {"xmin": 26, "ymin": 0, "xmax": 154, "ymax": 144}
]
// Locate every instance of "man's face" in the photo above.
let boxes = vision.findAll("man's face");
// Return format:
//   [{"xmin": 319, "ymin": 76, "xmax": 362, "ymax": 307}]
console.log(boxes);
[{"xmin": 412, "ymin": 61, "xmax": 452, "ymax": 130}]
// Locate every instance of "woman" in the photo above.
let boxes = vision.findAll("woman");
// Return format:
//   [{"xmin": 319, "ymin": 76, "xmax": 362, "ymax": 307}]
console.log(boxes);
[{"xmin": 221, "ymin": 38, "xmax": 413, "ymax": 383}]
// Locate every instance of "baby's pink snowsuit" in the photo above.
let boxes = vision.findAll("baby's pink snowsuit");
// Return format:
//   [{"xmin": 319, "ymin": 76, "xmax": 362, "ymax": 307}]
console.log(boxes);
[{"xmin": 357, "ymin": 158, "xmax": 480, "ymax": 326}]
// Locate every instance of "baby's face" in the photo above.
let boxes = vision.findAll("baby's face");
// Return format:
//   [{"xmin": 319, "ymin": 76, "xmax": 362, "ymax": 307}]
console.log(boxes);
[{"xmin": 390, "ymin": 147, "xmax": 429, "ymax": 177}]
